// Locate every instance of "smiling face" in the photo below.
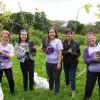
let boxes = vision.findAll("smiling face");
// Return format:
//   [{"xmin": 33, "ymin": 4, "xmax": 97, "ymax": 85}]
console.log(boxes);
[
  {"xmin": 20, "ymin": 31, "xmax": 28, "ymax": 42},
  {"xmin": 87, "ymin": 35, "xmax": 96, "ymax": 46},
  {"xmin": 65, "ymin": 32, "xmax": 73, "ymax": 41},
  {"xmin": 1, "ymin": 31, "xmax": 10, "ymax": 45},
  {"xmin": 48, "ymin": 28, "xmax": 56, "ymax": 40}
]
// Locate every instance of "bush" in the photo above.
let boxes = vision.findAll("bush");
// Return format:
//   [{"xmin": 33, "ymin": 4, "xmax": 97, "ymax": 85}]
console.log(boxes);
[
  {"xmin": 10, "ymin": 31, "xmax": 99, "ymax": 46},
  {"xmin": 11, "ymin": 34, "xmax": 18, "ymax": 45},
  {"xmin": 58, "ymin": 33, "xmax": 86, "ymax": 45},
  {"xmin": 30, "ymin": 36, "xmax": 41, "ymax": 46},
  {"xmin": 28, "ymin": 29, "xmax": 47, "ymax": 39}
]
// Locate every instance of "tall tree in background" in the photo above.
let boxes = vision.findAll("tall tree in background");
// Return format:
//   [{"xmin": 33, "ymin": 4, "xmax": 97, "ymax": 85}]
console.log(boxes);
[
  {"xmin": 67, "ymin": 20, "xmax": 84, "ymax": 34},
  {"xmin": 0, "ymin": 0, "xmax": 11, "ymax": 31},
  {"xmin": 11, "ymin": 12, "xmax": 35, "ymax": 33},
  {"xmin": 34, "ymin": 9, "xmax": 52, "ymax": 33}
]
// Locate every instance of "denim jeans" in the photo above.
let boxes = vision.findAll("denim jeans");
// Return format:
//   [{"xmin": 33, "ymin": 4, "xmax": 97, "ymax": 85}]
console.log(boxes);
[{"xmin": 63, "ymin": 61, "xmax": 77, "ymax": 90}]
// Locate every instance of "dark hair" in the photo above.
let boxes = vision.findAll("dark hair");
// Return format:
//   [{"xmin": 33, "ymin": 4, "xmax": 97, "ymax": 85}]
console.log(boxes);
[
  {"xmin": 18, "ymin": 29, "xmax": 29, "ymax": 44},
  {"xmin": 47, "ymin": 27, "xmax": 58, "ymax": 45},
  {"xmin": 64, "ymin": 28, "xmax": 73, "ymax": 34}
]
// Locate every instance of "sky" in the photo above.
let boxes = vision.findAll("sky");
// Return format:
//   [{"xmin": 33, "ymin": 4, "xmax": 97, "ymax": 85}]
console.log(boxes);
[{"xmin": 2, "ymin": 0, "xmax": 100, "ymax": 24}]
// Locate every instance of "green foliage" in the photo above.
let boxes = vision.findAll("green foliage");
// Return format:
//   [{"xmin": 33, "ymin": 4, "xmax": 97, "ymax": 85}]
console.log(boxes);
[
  {"xmin": 11, "ymin": 34, "xmax": 18, "ymax": 45},
  {"xmin": 29, "ymin": 29, "xmax": 47, "ymax": 39},
  {"xmin": 73, "ymin": 34, "xmax": 86, "ymax": 45},
  {"xmin": 0, "ymin": 1, "xmax": 5, "ymax": 12},
  {"xmin": 59, "ymin": 33, "xmax": 86, "ymax": 45},
  {"xmin": 84, "ymin": 4, "xmax": 92, "ymax": 13},
  {"xmin": 11, "ymin": 12, "xmax": 35, "ymax": 33},
  {"xmin": 84, "ymin": 3, "xmax": 100, "ymax": 19},
  {"xmin": 51, "ymin": 20, "xmax": 66, "ymax": 33},
  {"xmin": 67, "ymin": 20, "xmax": 85, "ymax": 34},
  {"xmin": 34, "ymin": 11, "xmax": 52, "ymax": 33},
  {"xmin": 0, "ymin": 11, "xmax": 11, "ymax": 31},
  {"xmin": 10, "ymin": 29, "xmax": 47, "ymax": 46}
]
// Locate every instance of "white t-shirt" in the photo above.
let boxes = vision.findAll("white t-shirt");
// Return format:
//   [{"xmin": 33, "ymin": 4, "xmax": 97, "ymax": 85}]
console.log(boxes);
[
  {"xmin": 0, "ymin": 43, "xmax": 14, "ymax": 69},
  {"xmin": 46, "ymin": 38, "xmax": 63, "ymax": 64},
  {"xmin": 88, "ymin": 43, "xmax": 100, "ymax": 55}
]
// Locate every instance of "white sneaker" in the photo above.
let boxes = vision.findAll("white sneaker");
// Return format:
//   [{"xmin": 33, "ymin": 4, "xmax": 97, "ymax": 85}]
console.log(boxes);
[{"xmin": 71, "ymin": 91, "xmax": 76, "ymax": 97}]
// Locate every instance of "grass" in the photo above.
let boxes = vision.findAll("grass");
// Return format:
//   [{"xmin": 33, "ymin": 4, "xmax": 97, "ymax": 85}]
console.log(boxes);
[{"xmin": 1, "ymin": 46, "xmax": 99, "ymax": 100}]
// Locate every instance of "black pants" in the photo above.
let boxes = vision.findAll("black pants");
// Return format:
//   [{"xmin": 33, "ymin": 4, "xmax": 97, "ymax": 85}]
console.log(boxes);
[
  {"xmin": 46, "ymin": 62, "xmax": 61, "ymax": 93},
  {"xmin": 84, "ymin": 71, "xmax": 100, "ymax": 99},
  {"xmin": 0, "ymin": 68, "xmax": 15, "ymax": 94},
  {"xmin": 20, "ymin": 59, "xmax": 34, "ymax": 90}
]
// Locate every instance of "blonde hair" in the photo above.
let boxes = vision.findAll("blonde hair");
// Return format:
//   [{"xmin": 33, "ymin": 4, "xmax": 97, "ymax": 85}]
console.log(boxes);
[{"xmin": 0, "ymin": 30, "xmax": 11, "ymax": 40}]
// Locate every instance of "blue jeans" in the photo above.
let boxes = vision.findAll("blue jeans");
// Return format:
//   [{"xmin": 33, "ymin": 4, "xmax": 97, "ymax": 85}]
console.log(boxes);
[{"xmin": 63, "ymin": 62, "xmax": 77, "ymax": 90}]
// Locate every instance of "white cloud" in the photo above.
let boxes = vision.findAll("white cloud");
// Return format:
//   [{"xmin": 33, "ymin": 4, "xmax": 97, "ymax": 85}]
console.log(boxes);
[{"xmin": 3, "ymin": 0, "xmax": 100, "ymax": 24}]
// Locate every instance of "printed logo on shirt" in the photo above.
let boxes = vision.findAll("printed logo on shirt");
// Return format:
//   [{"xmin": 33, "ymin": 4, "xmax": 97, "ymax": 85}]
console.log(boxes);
[{"xmin": 46, "ymin": 44, "xmax": 54, "ymax": 55}]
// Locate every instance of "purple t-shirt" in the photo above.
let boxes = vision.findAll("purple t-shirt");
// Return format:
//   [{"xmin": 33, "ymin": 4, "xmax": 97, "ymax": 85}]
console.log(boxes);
[
  {"xmin": 83, "ymin": 43, "xmax": 100, "ymax": 72},
  {"xmin": 46, "ymin": 38, "xmax": 63, "ymax": 64},
  {"xmin": 0, "ymin": 43, "xmax": 14, "ymax": 69}
]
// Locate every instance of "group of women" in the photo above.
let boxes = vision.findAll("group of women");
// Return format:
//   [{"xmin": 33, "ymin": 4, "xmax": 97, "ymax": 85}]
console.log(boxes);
[{"xmin": 0, "ymin": 27, "xmax": 99, "ymax": 100}]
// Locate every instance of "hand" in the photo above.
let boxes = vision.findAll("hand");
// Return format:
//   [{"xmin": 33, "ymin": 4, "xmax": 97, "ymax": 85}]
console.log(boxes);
[
  {"xmin": 67, "ymin": 48, "xmax": 72, "ymax": 53},
  {"xmin": 57, "ymin": 63, "xmax": 61, "ymax": 70},
  {"xmin": 93, "ymin": 56, "xmax": 100, "ymax": 62},
  {"xmin": 0, "ymin": 50, "xmax": 2, "ymax": 54}
]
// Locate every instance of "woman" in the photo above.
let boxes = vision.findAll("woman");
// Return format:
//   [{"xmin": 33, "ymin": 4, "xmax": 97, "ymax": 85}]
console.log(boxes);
[
  {"xmin": 42, "ymin": 27, "xmax": 63, "ymax": 95},
  {"xmin": 15, "ymin": 30, "xmax": 36, "ymax": 91},
  {"xmin": 62, "ymin": 29, "xmax": 80, "ymax": 97},
  {"xmin": 0, "ymin": 30, "xmax": 15, "ymax": 94},
  {"xmin": 83, "ymin": 32, "xmax": 100, "ymax": 100}
]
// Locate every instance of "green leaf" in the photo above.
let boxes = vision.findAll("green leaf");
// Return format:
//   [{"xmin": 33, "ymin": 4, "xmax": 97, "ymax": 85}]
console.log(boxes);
[
  {"xmin": 97, "ymin": 5, "xmax": 100, "ymax": 8},
  {"xmin": 95, "ymin": 13, "xmax": 100, "ymax": 19},
  {"xmin": 84, "ymin": 4, "xmax": 92, "ymax": 13}
]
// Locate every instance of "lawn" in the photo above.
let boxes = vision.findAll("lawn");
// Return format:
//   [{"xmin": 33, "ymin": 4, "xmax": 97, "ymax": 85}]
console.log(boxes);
[{"xmin": 1, "ymin": 46, "xmax": 99, "ymax": 100}]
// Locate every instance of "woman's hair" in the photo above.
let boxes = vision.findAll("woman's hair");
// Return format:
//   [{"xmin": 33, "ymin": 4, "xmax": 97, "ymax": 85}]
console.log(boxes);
[
  {"xmin": 18, "ymin": 29, "xmax": 29, "ymax": 44},
  {"xmin": 47, "ymin": 27, "xmax": 58, "ymax": 45},
  {"xmin": 0, "ymin": 30, "xmax": 11, "ymax": 40}
]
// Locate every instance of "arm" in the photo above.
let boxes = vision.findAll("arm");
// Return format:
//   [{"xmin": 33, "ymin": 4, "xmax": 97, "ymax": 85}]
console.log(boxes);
[
  {"xmin": 83, "ymin": 48, "xmax": 93, "ymax": 65},
  {"xmin": 0, "ymin": 50, "xmax": 14, "ymax": 58},
  {"xmin": 57, "ymin": 40, "xmax": 63, "ymax": 70},
  {"xmin": 57, "ymin": 49, "xmax": 62, "ymax": 70}
]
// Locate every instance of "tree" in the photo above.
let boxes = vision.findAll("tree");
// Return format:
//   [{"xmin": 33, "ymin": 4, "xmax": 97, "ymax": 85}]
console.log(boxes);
[
  {"xmin": 34, "ymin": 10, "xmax": 52, "ymax": 33},
  {"xmin": 11, "ymin": 11, "xmax": 35, "ymax": 33},
  {"xmin": 51, "ymin": 20, "xmax": 66, "ymax": 33},
  {"xmin": 67, "ymin": 20, "xmax": 85, "ymax": 34},
  {"xmin": 0, "ymin": 0, "xmax": 5, "ymax": 12}
]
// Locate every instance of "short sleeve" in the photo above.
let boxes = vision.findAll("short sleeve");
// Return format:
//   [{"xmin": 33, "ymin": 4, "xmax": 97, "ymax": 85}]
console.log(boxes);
[
  {"xmin": 58, "ymin": 39, "xmax": 63, "ymax": 50},
  {"xmin": 9, "ymin": 44, "xmax": 14, "ymax": 54}
]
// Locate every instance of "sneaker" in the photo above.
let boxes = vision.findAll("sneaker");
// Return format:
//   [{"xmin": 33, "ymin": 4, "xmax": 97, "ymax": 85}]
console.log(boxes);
[{"xmin": 71, "ymin": 90, "xmax": 76, "ymax": 97}]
